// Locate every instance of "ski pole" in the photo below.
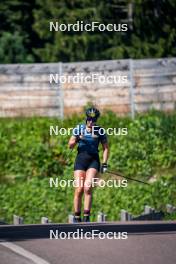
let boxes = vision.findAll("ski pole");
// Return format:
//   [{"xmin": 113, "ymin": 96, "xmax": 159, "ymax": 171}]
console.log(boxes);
[{"xmin": 106, "ymin": 170, "xmax": 150, "ymax": 185}]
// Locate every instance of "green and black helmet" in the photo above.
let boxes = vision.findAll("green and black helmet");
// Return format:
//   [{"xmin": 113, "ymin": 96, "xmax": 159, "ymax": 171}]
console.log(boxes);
[{"xmin": 86, "ymin": 107, "xmax": 100, "ymax": 121}]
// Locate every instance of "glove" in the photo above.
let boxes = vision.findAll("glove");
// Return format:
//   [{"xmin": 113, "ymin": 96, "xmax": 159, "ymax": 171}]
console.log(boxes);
[
  {"xmin": 76, "ymin": 134, "xmax": 85, "ymax": 142},
  {"xmin": 101, "ymin": 163, "xmax": 108, "ymax": 173}
]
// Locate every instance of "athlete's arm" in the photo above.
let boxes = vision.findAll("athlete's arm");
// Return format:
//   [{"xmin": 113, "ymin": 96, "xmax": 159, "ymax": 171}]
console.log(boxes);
[
  {"xmin": 69, "ymin": 124, "xmax": 81, "ymax": 149},
  {"xmin": 102, "ymin": 142, "xmax": 109, "ymax": 163},
  {"xmin": 68, "ymin": 136, "xmax": 77, "ymax": 149}
]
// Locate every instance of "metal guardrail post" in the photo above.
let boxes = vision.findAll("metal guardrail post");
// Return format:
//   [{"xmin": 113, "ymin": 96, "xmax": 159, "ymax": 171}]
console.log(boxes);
[
  {"xmin": 120, "ymin": 210, "xmax": 128, "ymax": 221},
  {"xmin": 13, "ymin": 215, "xmax": 23, "ymax": 225},
  {"xmin": 166, "ymin": 204, "xmax": 173, "ymax": 213},
  {"xmin": 97, "ymin": 212, "xmax": 105, "ymax": 222},
  {"xmin": 129, "ymin": 59, "xmax": 135, "ymax": 119},
  {"xmin": 127, "ymin": 213, "xmax": 132, "ymax": 221},
  {"xmin": 144, "ymin": 205, "xmax": 153, "ymax": 214},
  {"xmin": 166, "ymin": 204, "xmax": 176, "ymax": 213},
  {"xmin": 68, "ymin": 214, "xmax": 74, "ymax": 223},
  {"xmin": 41, "ymin": 217, "xmax": 49, "ymax": 224}
]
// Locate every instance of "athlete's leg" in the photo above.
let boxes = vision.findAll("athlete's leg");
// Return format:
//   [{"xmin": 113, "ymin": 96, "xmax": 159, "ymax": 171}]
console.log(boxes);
[
  {"xmin": 84, "ymin": 168, "xmax": 98, "ymax": 216},
  {"xmin": 74, "ymin": 170, "xmax": 85, "ymax": 217}
]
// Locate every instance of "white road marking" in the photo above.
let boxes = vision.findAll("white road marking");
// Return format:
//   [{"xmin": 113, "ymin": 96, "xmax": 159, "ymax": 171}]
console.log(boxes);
[{"xmin": 0, "ymin": 242, "xmax": 50, "ymax": 264}]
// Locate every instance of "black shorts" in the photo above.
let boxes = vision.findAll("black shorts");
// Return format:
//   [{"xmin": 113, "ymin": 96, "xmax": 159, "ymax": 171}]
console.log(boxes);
[{"xmin": 74, "ymin": 151, "xmax": 100, "ymax": 172}]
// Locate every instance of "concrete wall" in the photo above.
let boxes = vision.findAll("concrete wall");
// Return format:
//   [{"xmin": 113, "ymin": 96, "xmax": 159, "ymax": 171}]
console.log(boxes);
[
  {"xmin": 0, "ymin": 63, "xmax": 63, "ymax": 117},
  {"xmin": 0, "ymin": 58, "xmax": 176, "ymax": 118}
]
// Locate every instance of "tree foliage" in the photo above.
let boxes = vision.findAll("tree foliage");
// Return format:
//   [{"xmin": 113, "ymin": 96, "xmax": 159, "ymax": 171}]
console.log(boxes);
[{"xmin": 0, "ymin": 0, "xmax": 176, "ymax": 62}]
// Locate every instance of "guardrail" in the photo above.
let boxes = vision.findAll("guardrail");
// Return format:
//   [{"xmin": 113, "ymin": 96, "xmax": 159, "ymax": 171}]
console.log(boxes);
[
  {"xmin": 0, "ymin": 204, "xmax": 175, "ymax": 225},
  {"xmin": 68, "ymin": 204, "xmax": 176, "ymax": 223}
]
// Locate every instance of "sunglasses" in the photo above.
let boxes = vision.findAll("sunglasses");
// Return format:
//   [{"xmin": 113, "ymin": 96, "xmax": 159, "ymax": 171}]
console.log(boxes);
[{"xmin": 86, "ymin": 117, "xmax": 97, "ymax": 122}]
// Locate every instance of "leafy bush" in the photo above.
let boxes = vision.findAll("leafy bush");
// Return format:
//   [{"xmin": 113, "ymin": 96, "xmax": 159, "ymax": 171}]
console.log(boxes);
[
  {"xmin": 0, "ymin": 110, "xmax": 176, "ymax": 222},
  {"xmin": 0, "ymin": 173, "xmax": 175, "ymax": 224}
]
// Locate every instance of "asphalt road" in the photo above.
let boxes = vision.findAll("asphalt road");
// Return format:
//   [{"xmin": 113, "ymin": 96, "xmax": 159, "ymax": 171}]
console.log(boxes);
[
  {"xmin": 0, "ymin": 245, "xmax": 32, "ymax": 264},
  {"xmin": 0, "ymin": 222, "xmax": 176, "ymax": 264}
]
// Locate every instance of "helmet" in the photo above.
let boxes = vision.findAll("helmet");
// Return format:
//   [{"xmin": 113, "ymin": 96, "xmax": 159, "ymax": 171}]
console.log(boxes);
[{"xmin": 85, "ymin": 107, "xmax": 100, "ymax": 120}]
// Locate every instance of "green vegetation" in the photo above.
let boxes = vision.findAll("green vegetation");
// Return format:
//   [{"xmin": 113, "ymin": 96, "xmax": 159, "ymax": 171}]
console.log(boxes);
[
  {"xmin": 0, "ymin": 174, "xmax": 176, "ymax": 224},
  {"xmin": 0, "ymin": 111, "xmax": 176, "ymax": 223},
  {"xmin": 0, "ymin": 0, "xmax": 176, "ymax": 63}
]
